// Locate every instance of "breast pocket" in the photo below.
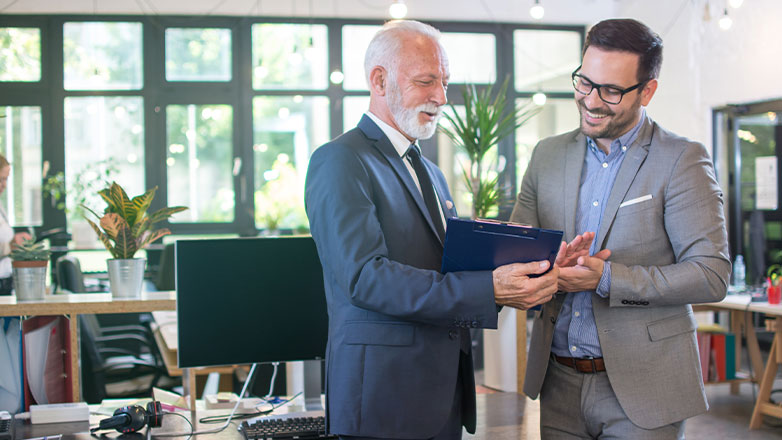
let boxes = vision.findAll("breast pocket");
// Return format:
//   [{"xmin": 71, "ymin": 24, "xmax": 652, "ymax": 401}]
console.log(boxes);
[{"xmin": 613, "ymin": 196, "xmax": 663, "ymax": 246}]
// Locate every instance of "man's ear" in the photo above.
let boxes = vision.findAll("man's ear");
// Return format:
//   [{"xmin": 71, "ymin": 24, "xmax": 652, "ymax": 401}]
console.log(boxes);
[
  {"xmin": 640, "ymin": 78, "xmax": 658, "ymax": 106},
  {"xmin": 369, "ymin": 66, "xmax": 387, "ymax": 96}
]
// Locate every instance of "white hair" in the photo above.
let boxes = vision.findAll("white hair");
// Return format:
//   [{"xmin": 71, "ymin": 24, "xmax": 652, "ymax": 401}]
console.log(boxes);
[{"xmin": 364, "ymin": 20, "xmax": 442, "ymax": 86}]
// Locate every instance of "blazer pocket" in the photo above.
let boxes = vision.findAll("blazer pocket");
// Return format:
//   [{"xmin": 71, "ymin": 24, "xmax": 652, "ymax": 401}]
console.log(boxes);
[
  {"xmin": 647, "ymin": 313, "xmax": 697, "ymax": 342},
  {"xmin": 344, "ymin": 321, "xmax": 415, "ymax": 346},
  {"xmin": 616, "ymin": 196, "xmax": 656, "ymax": 216}
]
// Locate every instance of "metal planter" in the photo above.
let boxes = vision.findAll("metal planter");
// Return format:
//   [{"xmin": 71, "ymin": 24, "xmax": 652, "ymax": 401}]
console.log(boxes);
[
  {"xmin": 12, "ymin": 261, "xmax": 48, "ymax": 301},
  {"xmin": 107, "ymin": 258, "xmax": 146, "ymax": 299}
]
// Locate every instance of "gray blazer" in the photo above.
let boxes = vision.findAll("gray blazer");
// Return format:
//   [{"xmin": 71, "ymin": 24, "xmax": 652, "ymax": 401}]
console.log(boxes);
[
  {"xmin": 510, "ymin": 115, "xmax": 730, "ymax": 429},
  {"xmin": 305, "ymin": 115, "xmax": 498, "ymax": 438}
]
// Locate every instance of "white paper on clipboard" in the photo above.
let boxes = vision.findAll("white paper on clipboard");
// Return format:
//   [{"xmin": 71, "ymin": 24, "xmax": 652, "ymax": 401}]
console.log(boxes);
[{"xmin": 756, "ymin": 156, "xmax": 778, "ymax": 210}]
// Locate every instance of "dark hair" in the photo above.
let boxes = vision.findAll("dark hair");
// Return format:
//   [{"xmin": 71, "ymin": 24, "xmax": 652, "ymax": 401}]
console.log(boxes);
[{"xmin": 583, "ymin": 18, "xmax": 663, "ymax": 82}]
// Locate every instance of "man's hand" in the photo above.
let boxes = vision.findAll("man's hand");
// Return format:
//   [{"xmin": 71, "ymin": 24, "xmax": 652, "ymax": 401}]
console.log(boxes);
[
  {"xmin": 11, "ymin": 232, "xmax": 32, "ymax": 247},
  {"xmin": 493, "ymin": 261, "xmax": 559, "ymax": 310},
  {"xmin": 558, "ymin": 249, "xmax": 611, "ymax": 292},
  {"xmin": 555, "ymin": 232, "xmax": 596, "ymax": 268}
]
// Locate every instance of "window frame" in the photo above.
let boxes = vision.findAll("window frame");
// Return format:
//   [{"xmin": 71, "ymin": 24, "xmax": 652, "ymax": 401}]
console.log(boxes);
[{"xmin": 0, "ymin": 14, "xmax": 584, "ymax": 236}]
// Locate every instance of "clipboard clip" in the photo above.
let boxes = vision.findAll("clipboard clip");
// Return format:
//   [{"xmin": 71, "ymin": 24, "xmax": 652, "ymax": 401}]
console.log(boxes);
[{"xmin": 473, "ymin": 218, "xmax": 539, "ymax": 238}]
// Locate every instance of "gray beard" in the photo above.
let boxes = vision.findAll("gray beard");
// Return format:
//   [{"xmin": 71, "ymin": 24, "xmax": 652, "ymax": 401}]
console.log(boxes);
[{"xmin": 387, "ymin": 83, "xmax": 441, "ymax": 140}]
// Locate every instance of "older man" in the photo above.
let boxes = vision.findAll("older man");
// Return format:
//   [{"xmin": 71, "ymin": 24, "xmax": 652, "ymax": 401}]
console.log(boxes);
[{"xmin": 305, "ymin": 20, "xmax": 563, "ymax": 439}]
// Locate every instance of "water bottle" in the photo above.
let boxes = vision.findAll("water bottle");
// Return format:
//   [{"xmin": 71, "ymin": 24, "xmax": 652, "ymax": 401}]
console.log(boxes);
[{"xmin": 733, "ymin": 254, "xmax": 746, "ymax": 290}]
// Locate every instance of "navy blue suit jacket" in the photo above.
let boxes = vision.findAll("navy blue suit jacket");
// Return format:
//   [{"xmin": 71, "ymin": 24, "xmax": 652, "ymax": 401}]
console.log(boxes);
[{"xmin": 305, "ymin": 115, "xmax": 498, "ymax": 438}]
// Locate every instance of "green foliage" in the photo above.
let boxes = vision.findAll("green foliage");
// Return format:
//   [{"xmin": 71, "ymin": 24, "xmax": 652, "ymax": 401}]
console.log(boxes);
[
  {"xmin": 83, "ymin": 182, "xmax": 188, "ymax": 259},
  {"xmin": 439, "ymin": 77, "xmax": 540, "ymax": 219},
  {"xmin": 254, "ymin": 155, "xmax": 308, "ymax": 231},
  {"xmin": 10, "ymin": 237, "xmax": 50, "ymax": 262},
  {"xmin": 42, "ymin": 158, "xmax": 120, "ymax": 224}
]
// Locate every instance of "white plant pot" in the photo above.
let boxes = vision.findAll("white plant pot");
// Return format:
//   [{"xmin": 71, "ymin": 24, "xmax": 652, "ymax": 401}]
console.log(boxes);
[{"xmin": 107, "ymin": 258, "xmax": 146, "ymax": 299}]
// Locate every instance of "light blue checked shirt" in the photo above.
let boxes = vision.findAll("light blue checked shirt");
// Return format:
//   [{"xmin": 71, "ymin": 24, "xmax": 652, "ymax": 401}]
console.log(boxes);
[{"xmin": 551, "ymin": 110, "xmax": 646, "ymax": 358}]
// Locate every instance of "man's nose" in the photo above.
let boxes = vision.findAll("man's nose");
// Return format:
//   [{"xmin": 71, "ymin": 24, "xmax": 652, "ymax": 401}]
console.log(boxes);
[
  {"xmin": 580, "ymin": 87, "xmax": 604, "ymax": 108},
  {"xmin": 431, "ymin": 83, "xmax": 447, "ymax": 106}
]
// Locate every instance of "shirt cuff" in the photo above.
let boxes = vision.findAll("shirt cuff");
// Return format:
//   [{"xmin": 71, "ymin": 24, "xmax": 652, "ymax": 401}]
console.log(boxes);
[{"xmin": 596, "ymin": 261, "xmax": 611, "ymax": 298}]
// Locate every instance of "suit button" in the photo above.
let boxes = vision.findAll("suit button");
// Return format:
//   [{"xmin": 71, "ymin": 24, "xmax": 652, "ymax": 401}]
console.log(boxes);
[
  {"xmin": 641, "ymin": 301, "xmax": 649, "ymax": 306},
  {"xmin": 449, "ymin": 330, "xmax": 458, "ymax": 340},
  {"xmin": 621, "ymin": 299, "xmax": 629, "ymax": 305},
  {"xmin": 549, "ymin": 317, "xmax": 555, "ymax": 324},
  {"xmin": 472, "ymin": 321, "xmax": 479, "ymax": 327}
]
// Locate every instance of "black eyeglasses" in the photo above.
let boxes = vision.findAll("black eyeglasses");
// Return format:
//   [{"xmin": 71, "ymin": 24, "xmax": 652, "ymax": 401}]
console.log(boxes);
[{"xmin": 571, "ymin": 66, "xmax": 646, "ymax": 105}]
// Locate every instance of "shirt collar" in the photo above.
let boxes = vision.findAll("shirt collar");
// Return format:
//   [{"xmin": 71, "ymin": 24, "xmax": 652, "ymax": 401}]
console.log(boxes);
[
  {"xmin": 587, "ymin": 108, "xmax": 646, "ymax": 155},
  {"xmin": 365, "ymin": 111, "xmax": 415, "ymax": 158}
]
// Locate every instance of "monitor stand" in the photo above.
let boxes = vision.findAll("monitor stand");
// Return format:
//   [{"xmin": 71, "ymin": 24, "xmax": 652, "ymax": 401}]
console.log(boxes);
[
  {"xmin": 287, "ymin": 360, "xmax": 323, "ymax": 411},
  {"xmin": 303, "ymin": 360, "xmax": 323, "ymax": 411}
]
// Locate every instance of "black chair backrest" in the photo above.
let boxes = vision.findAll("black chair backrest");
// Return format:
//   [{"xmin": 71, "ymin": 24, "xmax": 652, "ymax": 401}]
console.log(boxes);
[{"xmin": 56, "ymin": 255, "xmax": 86, "ymax": 293}]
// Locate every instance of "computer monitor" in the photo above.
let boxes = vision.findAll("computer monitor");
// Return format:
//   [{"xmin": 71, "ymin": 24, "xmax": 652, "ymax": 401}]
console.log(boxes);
[{"xmin": 175, "ymin": 236, "xmax": 328, "ymax": 369}]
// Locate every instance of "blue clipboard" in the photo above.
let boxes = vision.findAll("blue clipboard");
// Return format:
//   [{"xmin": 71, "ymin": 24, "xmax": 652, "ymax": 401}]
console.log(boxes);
[{"xmin": 440, "ymin": 218, "xmax": 563, "ymax": 275}]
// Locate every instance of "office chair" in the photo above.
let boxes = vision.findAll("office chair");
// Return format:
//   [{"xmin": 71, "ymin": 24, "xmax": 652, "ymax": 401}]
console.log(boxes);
[
  {"xmin": 153, "ymin": 242, "xmax": 175, "ymax": 291},
  {"xmin": 79, "ymin": 315, "xmax": 166, "ymax": 403},
  {"xmin": 56, "ymin": 255, "xmax": 87, "ymax": 293}
]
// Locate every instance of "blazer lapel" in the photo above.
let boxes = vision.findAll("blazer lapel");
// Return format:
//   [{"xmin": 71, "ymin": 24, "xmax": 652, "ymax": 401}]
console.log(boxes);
[
  {"xmin": 596, "ymin": 116, "xmax": 654, "ymax": 250},
  {"xmin": 563, "ymin": 132, "xmax": 586, "ymax": 241},
  {"xmin": 358, "ymin": 115, "xmax": 444, "ymax": 245}
]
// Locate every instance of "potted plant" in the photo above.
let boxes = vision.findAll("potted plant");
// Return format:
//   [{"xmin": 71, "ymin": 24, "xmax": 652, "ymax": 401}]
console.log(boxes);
[
  {"xmin": 83, "ymin": 182, "xmax": 187, "ymax": 299},
  {"xmin": 438, "ymin": 78, "xmax": 540, "ymax": 219},
  {"xmin": 10, "ymin": 236, "xmax": 51, "ymax": 301},
  {"xmin": 42, "ymin": 158, "xmax": 120, "ymax": 247}
]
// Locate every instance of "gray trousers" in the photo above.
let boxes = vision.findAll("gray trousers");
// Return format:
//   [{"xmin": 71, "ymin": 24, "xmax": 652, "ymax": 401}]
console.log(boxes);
[{"xmin": 540, "ymin": 357, "xmax": 684, "ymax": 439}]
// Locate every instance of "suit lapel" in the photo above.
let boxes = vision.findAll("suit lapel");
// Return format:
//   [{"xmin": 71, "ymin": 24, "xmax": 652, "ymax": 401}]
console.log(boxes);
[
  {"xmin": 595, "ymin": 116, "xmax": 654, "ymax": 250},
  {"xmin": 358, "ymin": 115, "xmax": 444, "ymax": 246},
  {"xmin": 563, "ymin": 132, "xmax": 586, "ymax": 241}
]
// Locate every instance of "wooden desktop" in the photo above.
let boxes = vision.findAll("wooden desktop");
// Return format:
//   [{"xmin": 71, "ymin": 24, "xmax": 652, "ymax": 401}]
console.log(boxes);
[{"xmin": 0, "ymin": 291, "xmax": 176, "ymax": 402}]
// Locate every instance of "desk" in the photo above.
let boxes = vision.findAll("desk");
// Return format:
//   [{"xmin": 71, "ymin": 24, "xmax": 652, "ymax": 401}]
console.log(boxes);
[
  {"xmin": 0, "ymin": 291, "xmax": 176, "ymax": 402},
  {"xmin": 10, "ymin": 392, "xmax": 528, "ymax": 440},
  {"xmin": 694, "ymin": 295, "xmax": 782, "ymax": 429}
]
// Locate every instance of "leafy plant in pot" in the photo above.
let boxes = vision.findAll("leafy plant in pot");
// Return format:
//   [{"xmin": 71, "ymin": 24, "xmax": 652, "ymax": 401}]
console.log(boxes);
[
  {"xmin": 83, "ymin": 182, "xmax": 187, "ymax": 299},
  {"xmin": 438, "ymin": 78, "xmax": 540, "ymax": 219},
  {"xmin": 10, "ymin": 237, "xmax": 51, "ymax": 301}
]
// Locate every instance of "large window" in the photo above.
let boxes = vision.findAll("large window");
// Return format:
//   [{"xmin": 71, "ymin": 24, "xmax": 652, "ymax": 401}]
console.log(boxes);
[
  {"xmin": 0, "ymin": 15, "xmax": 583, "ymax": 234},
  {"xmin": 0, "ymin": 106, "xmax": 42, "ymax": 225},
  {"xmin": 63, "ymin": 22, "xmax": 143, "ymax": 90},
  {"xmin": 165, "ymin": 28, "xmax": 232, "ymax": 82},
  {"xmin": 166, "ymin": 104, "xmax": 234, "ymax": 223},
  {"xmin": 0, "ymin": 27, "xmax": 41, "ymax": 82}
]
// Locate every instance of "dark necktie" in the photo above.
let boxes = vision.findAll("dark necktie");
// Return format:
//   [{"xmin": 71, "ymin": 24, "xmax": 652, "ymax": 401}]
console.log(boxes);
[{"xmin": 406, "ymin": 144, "xmax": 445, "ymax": 243}]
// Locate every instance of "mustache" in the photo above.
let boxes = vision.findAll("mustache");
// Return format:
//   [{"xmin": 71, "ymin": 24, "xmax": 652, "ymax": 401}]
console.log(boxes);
[
  {"xmin": 416, "ymin": 103, "xmax": 443, "ymax": 117},
  {"xmin": 578, "ymin": 100, "xmax": 614, "ymax": 117}
]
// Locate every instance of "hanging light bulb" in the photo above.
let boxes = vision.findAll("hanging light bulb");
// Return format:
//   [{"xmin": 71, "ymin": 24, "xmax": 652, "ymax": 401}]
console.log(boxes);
[
  {"xmin": 718, "ymin": 9, "xmax": 733, "ymax": 30},
  {"xmin": 532, "ymin": 90, "xmax": 547, "ymax": 106},
  {"xmin": 389, "ymin": 0, "xmax": 407, "ymax": 19},
  {"xmin": 728, "ymin": 0, "xmax": 744, "ymax": 8},
  {"xmin": 529, "ymin": 0, "xmax": 545, "ymax": 20}
]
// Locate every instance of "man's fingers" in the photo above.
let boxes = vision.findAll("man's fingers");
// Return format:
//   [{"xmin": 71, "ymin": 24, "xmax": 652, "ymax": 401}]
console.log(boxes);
[{"xmin": 594, "ymin": 249, "xmax": 612, "ymax": 260}]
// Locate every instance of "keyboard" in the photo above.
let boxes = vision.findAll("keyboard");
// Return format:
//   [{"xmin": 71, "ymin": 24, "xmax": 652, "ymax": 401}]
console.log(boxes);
[{"xmin": 239, "ymin": 415, "xmax": 337, "ymax": 440}]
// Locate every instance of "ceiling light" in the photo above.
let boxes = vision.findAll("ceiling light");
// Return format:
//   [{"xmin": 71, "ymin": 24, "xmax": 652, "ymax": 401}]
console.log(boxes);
[
  {"xmin": 532, "ymin": 91, "xmax": 547, "ymax": 106},
  {"xmin": 529, "ymin": 0, "xmax": 544, "ymax": 20},
  {"xmin": 728, "ymin": 0, "xmax": 744, "ymax": 8},
  {"xmin": 389, "ymin": 1, "xmax": 407, "ymax": 19},
  {"xmin": 718, "ymin": 9, "xmax": 733, "ymax": 30}
]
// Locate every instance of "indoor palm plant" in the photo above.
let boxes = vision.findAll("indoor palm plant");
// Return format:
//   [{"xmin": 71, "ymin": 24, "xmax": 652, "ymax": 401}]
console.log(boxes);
[
  {"xmin": 83, "ymin": 182, "xmax": 187, "ymax": 298},
  {"xmin": 10, "ymin": 236, "xmax": 51, "ymax": 301},
  {"xmin": 438, "ymin": 78, "xmax": 540, "ymax": 219}
]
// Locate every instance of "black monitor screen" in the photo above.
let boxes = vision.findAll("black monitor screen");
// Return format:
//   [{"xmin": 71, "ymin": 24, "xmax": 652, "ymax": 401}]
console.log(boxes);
[{"xmin": 176, "ymin": 236, "xmax": 328, "ymax": 368}]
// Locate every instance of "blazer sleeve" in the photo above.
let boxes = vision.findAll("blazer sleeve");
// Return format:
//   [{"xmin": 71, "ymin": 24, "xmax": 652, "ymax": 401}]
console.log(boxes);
[
  {"xmin": 305, "ymin": 141, "xmax": 499, "ymax": 329},
  {"xmin": 608, "ymin": 141, "xmax": 731, "ymax": 306}
]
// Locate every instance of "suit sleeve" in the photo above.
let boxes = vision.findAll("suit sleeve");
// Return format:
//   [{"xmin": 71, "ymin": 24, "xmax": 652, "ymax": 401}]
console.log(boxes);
[
  {"xmin": 305, "ymin": 142, "xmax": 498, "ymax": 329},
  {"xmin": 609, "ymin": 141, "xmax": 731, "ymax": 306}
]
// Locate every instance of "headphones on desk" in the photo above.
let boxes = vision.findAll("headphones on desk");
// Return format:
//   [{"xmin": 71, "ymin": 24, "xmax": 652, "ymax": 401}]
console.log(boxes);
[{"xmin": 92, "ymin": 401, "xmax": 164, "ymax": 434}]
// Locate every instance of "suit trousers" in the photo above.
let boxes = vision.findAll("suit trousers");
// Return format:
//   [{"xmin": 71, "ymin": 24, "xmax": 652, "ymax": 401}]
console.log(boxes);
[
  {"xmin": 540, "ymin": 357, "xmax": 684, "ymax": 439},
  {"xmin": 339, "ymin": 353, "xmax": 466, "ymax": 440}
]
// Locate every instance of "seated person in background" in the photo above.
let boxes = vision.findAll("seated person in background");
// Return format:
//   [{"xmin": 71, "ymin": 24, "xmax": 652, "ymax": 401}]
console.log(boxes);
[{"xmin": 0, "ymin": 153, "xmax": 32, "ymax": 295}]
